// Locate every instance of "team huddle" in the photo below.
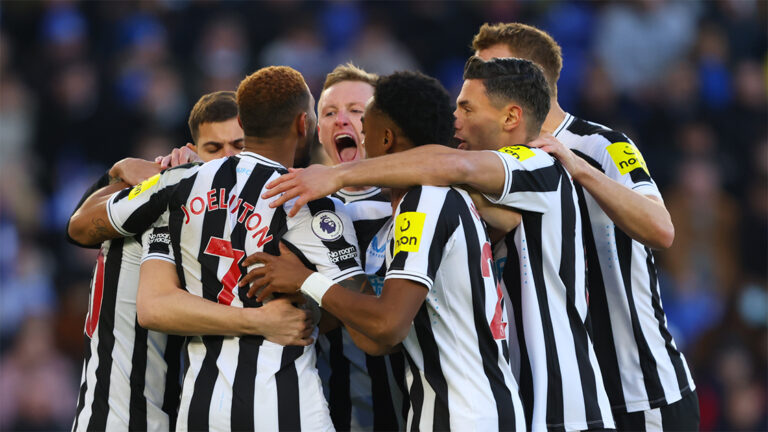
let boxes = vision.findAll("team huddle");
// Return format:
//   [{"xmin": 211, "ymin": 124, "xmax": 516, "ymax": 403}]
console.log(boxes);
[{"xmin": 67, "ymin": 23, "xmax": 699, "ymax": 432}]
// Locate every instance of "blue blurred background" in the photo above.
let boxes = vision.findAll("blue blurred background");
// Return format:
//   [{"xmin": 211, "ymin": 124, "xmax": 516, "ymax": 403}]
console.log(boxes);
[{"xmin": 0, "ymin": 1, "xmax": 765, "ymax": 430}]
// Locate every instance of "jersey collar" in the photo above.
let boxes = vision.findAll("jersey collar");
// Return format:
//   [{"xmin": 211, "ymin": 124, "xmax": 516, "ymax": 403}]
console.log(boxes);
[{"xmin": 552, "ymin": 112, "xmax": 575, "ymax": 138}]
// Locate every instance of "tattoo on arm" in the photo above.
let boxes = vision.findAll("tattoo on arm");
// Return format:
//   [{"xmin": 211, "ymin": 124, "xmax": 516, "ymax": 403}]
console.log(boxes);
[
  {"xmin": 87, "ymin": 217, "xmax": 112, "ymax": 243},
  {"xmin": 338, "ymin": 274, "xmax": 375, "ymax": 295}
]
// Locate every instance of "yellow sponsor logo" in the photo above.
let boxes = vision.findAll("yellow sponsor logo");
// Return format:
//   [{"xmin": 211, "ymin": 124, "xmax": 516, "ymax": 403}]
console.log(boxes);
[
  {"xmin": 498, "ymin": 145, "xmax": 536, "ymax": 162},
  {"xmin": 606, "ymin": 142, "xmax": 650, "ymax": 176},
  {"xmin": 128, "ymin": 174, "xmax": 160, "ymax": 200},
  {"xmin": 394, "ymin": 211, "xmax": 426, "ymax": 255}
]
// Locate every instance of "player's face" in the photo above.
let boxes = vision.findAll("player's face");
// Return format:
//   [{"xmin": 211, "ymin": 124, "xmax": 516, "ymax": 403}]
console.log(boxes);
[
  {"xmin": 360, "ymin": 97, "xmax": 388, "ymax": 158},
  {"xmin": 454, "ymin": 79, "xmax": 504, "ymax": 152},
  {"xmin": 317, "ymin": 80, "xmax": 374, "ymax": 165},
  {"xmin": 196, "ymin": 117, "xmax": 244, "ymax": 162},
  {"xmin": 475, "ymin": 44, "xmax": 515, "ymax": 61}
]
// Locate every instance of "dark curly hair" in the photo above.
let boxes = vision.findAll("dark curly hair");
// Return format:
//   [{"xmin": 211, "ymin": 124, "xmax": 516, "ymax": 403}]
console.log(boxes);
[
  {"xmin": 371, "ymin": 71, "xmax": 455, "ymax": 147},
  {"xmin": 236, "ymin": 66, "xmax": 309, "ymax": 138},
  {"xmin": 463, "ymin": 56, "xmax": 550, "ymax": 141}
]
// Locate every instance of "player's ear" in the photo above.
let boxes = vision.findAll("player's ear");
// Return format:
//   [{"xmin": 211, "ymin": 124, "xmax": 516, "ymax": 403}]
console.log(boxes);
[
  {"xmin": 383, "ymin": 128, "xmax": 394, "ymax": 153},
  {"xmin": 502, "ymin": 105, "xmax": 522, "ymax": 132},
  {"xmin": 296, "ymin": 112, "xmax": 308, "ymax": 137}
]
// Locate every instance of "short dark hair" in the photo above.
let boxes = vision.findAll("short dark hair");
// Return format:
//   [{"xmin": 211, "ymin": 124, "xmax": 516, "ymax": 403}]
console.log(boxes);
[
  {"xmin": 463, "ymin": 56, "xmax": 550, "ymax": 140},
  {"xmin": 322, "ymin": 63, "xmax": 378, "ymax": 92},
  {"xmin": 371, "ymin": 71, "xmax": 454, "ymax": 147},
  {"xmin": 236, "ymin": 66, "xmax": 310, "ymax": 138},
  {"xmin": 188, "ymin": 91, "xmax": 238, "ymax": 143},
  {"xmin": 472, "ymin": 22, "xmax": 562, "ymax": 97}
]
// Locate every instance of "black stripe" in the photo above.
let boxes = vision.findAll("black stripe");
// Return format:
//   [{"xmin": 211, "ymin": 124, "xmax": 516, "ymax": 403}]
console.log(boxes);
[
  {"xmin": 390, "ymin": 187, "xmax": 422, "ymax": 270},
  {"xmin": 572, "ymin": 150, "xmax": 604, "ymax": 173},
  {"xmin": 425, "ymin": 190, "xmax": 458, "ymax": 281},
  {"xmin": 646, "ymin": 248, "xmax": 691, "ymax": 399},
  {"xmin": 188, "ymin": 336, "xmax": 223, "ymax": 430},
  {"xmin": 198, "ymin": 159, "xmax": 239, "ymax": 302},
  {"xmin": 454, "ymin": 190, "xmax": 517, "ymax": 429},
  {"xmin": 122, "ymin": 183, "xmax": 177, "ymax": 235},
  {"xmin": 169, "ymin": 173, "xmax": 198, "ymax": 291},
  {"xmin": 575, "ymin": 183, "xmax": 627, "ymax": 409},
  {"xmin": 567, "ymin": 117, "xmax": 610, "ymax": 138},
  {"xmin": 389, "ymin": 351, "xmax": 410, "ymax": 425},
  {"xmin": 326, "ymin": 328, "xmax": 351, "ymax": 431},
  {"xmin": 509, "ymin": 164, "xmax": 561, "ymax": 193},
  {"xmin": 276, "ymin": 346, "xmax": 303, "ymax": 431},
  {"xmin": 366, "ymin": 354, "xmax": 398, "ymax": 431},
  {"xmin": 231, "ymin": 337, "xmax": 263, "ymax": 431},
  {"xmin": 353, "ymin": 217, "xmax": 390, "ymax": 268},
  {"xmin": 306, "ymin": 198, "xmax": 359, "ymax": 271},
  {"xmin": 503, "ymin": 231, "xmax": 533, "ymax": 429},
  {"xmin": 412, "ymin": 303, "xmax": 450, "ymax": 431},
  {"xmin": 73, "ymin": 335, "xmax": 92, "ymax": 430},
  {"xmin": 559, "ymin": 172, "xmax": 603, "ymax": 427},
  {"xmin": 128, "ymin": 320, "xmax": 148, "ymax": 431},
  {"xmin": 615, "ymin": 230, "xmax": 666, "ymax": 405},
  {"xmin": 404, "ymin": 351, "xmax": 424, "ymax": 432},
  {"xmin": 162, "ymin": 335, "xmax": 184, "ymax": 430},
  {"xmin": 87, "ymin": 238, "xmax": 124, "ymax": 431},
  {"xmin": 522, "ymin": 213, "xmax": 565, "ymax": 428}
]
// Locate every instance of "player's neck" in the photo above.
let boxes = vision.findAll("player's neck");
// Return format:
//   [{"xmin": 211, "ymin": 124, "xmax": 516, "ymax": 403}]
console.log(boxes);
[
  {"xmin": 540, "ymin": 99, "xmax": 567, "ymax": 135},
  {"xmin": 390, "ymin": 188, "xmax": 407, "ymax": 216},
  {"xmin": 242, "ymin": 136, "xmax": 295, "ymax": 168}
]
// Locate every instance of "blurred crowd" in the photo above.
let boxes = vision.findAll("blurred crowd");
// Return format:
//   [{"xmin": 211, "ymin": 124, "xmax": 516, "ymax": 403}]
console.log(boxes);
[{"xmin": 0, "ymin": 0, "xmax": 765, "ymax": 430}]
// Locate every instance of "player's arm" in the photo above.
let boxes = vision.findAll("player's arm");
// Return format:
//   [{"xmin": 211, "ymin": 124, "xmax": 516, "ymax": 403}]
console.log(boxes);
[
  {"xmin": 464, "ymin": 187, "xmax": 521, "ymax": 233},
  {"xmin": 530, "ymin": 134, "xmax": 674, "ymax": 249},
  {"xmin": 263, "ymin": 145, "xmax": 507, "ymax": 216},
  {"xmin": 68, "ymin": 158, "xmax": 162, "ymax": 246},
  {"xmin": 137, "ymin": 237, "xmax": 313, "ymax": 345},
  {"xmin": 240, "ymin": 246, "xmax": 425, "ymax": 355}
]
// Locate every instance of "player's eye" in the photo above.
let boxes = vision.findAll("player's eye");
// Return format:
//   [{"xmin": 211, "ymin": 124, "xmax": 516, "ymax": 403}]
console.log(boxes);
[{"xmin": 323, "ymin": 111, "xmax": 335, "ymax": 117}]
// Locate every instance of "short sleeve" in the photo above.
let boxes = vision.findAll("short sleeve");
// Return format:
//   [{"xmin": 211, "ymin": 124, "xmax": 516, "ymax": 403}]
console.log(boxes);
[
  {"xmin": 107, "ymin": 164, "xmax": 199, "ymax": 236},
  {"xmin": 482, "ymin": 146, "xmax": 562, "ymax": 213},
  {"xmin": 598, "ymin": 140, "xmax": 661, "ymax": 199},
  {"xmin": 385, "ymin": 186, "xmax": 459, "ymax": 290},
  {"xmin": 283, "ymin": 197, "xmax": 364, "ymax": 283},
  {"xmin": 141, "ymin": 220, "xmax": 174, "ymax": 265}
]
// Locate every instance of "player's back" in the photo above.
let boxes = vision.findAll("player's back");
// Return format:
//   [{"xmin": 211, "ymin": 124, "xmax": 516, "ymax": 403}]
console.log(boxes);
[
  {"xmin": 386, "ymin": 185, "xmax": 525, "ymax": 431},
  {"xmin": 554, "ymin": 113, "xmax": 696, "ymax": 414},
  {"xmin": 145, "ymin": 151, "xmax": 361, "ymax": 431}
]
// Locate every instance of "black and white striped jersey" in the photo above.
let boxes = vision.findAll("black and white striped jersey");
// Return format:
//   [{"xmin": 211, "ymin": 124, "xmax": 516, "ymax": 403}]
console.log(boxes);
[
  {"xmin": 106, "ymin": 151, "xmax": 364, "ymax": 431},
  {"xmin": 71, "ymin": 175, "xmax": 183, "ymax": 432},
  {"xmin": 385, "ymin": 185, "xmax": 526, "ymax": 431},
  {"xmin": 486, "ymin": 146, "xmax": 614, "ymax": 431},
  {"xmin": 319, "ymin": 187, "xmax": 406, "ymax": 431},
  {"xmin": 553, "ymin": 113, "xmax": 695, "ymax": 413}
]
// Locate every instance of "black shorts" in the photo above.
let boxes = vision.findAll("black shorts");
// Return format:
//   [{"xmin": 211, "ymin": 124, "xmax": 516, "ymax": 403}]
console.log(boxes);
[{"xmin": 614, "ymin": 391, "xmax": 700, "ymax": 432}]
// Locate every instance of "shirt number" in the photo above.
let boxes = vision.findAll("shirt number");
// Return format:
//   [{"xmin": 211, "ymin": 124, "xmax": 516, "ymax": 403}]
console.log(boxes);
[{"xmin": 204, "ymin": 237, "xmax": 245, "ymax": 305}]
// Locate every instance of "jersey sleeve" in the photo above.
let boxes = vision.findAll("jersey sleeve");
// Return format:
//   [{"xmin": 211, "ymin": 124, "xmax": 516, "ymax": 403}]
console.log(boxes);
[
  {"xmin": 482, "ymin": 146, "xmax": 563, "ymax": 213},
  {"xmin": 107, "ymin": 164, "xmax": 199, "ymax": 236},
  {"xmin": 385, "ymin": 186, "xmax": 459, "ymax": 290},
  {"xmin": 283, "ymin": 197, "xmax": 364, "ymax": 283},
  {"xmin": 595, "ymin": 138, "xmax": 661, "ymax": 199},
  {"xmin": 140, "ymin": 224, "xmax": 175, "ymax": 266}
]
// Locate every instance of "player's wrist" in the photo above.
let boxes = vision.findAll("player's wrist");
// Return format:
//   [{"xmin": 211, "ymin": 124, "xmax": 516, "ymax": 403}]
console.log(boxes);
[{"xmin": 299, "ymin": 272, "xmax": 334, "ymax": 306}]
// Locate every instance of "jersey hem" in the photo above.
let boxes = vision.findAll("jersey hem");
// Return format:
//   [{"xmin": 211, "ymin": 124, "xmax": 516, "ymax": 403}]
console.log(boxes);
[
  {"xmin": 384, "ymin": 271, "xmax": 433, "ymax": 290},
  {"xmin": 612, "ymin": 383, "xmax": 696, "ymax": 413}
]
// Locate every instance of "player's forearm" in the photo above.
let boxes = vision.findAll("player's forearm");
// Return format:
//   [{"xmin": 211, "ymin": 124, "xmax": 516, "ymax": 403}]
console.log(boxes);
[
  {"xmin": 321, "ymin": 286, "xmax": 408, "ymax": 351},
  {"xmin": 336, "ymin": 145, "xmax": 468, "ymax": 189},
  {"xmin": 137, "ymin": 285, "xmax": 254, "ymax": 336},
  {"xmin": 68, "ymin": 182, "xmax": 129, "ymax": 246},
  {"xmin": 572, "ymin": 160, "xmax": 674, "ymax": 249}
]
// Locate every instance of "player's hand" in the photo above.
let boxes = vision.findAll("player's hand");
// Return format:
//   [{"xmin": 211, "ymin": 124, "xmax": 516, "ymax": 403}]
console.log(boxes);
[
  {"xmin": 262, "ymin": 165, "xmax": 343, "ymax": 217},
  {"xmin": 247, "ymin": 297, "xmax": 315, "ymax": 346},
  {"xmin": 155, "ymin": 143, "xmax": 202, "ymax": 169},
  {"xmin": 528, "ymin": 133, "xmax": 584, "ymax": 179},
  {"xmin": 109, "ymin": 158, "xmax": 162, "ymax": 186},
  {"xmin": 240, "ymin": 242, "xmax": 314, "ymax": 302}
]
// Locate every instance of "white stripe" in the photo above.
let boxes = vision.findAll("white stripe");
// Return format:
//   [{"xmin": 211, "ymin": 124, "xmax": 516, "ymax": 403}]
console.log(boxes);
[{"xmin": 644, "ymin": 406, "xmax": 663, "ymax": 430}]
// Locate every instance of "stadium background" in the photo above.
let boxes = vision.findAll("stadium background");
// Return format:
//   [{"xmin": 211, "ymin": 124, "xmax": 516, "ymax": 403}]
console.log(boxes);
[{"xmin": 0, "ymin": 0, "xmax": 765, "ymax": 430}]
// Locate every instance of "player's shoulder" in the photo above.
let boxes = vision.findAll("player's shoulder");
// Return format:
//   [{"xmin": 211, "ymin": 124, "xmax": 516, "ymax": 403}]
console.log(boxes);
[
  {"xmin": 564, "ymin": 116, "xmax": 634, "ymax": 150},
  {"xmin": 494, "ymin": 145, "xmax": 556, "ymax": 171}
]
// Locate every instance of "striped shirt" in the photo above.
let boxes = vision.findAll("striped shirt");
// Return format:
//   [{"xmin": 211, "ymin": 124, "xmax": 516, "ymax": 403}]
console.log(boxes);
[
  {"xmin": 106, "ymin": 152, "xmax": 364, "ymax": 431},
  {"xmin": 71, "ymin": 176, "xmax": 183, "ymax": 432},
  {"xmin": 486, "ymin": 146, "xmax": 614, "ymax": 431},
  {"xmin": 553, "ymin": 113, "xmax": 696, "ymax": 413},
  {"xmin": 386, "ymin": 185, "xmax": 526, "ymax": 431},
  {"xmin": 319, "ymin": 187, "xmax": 406, "ymax": 431}
]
